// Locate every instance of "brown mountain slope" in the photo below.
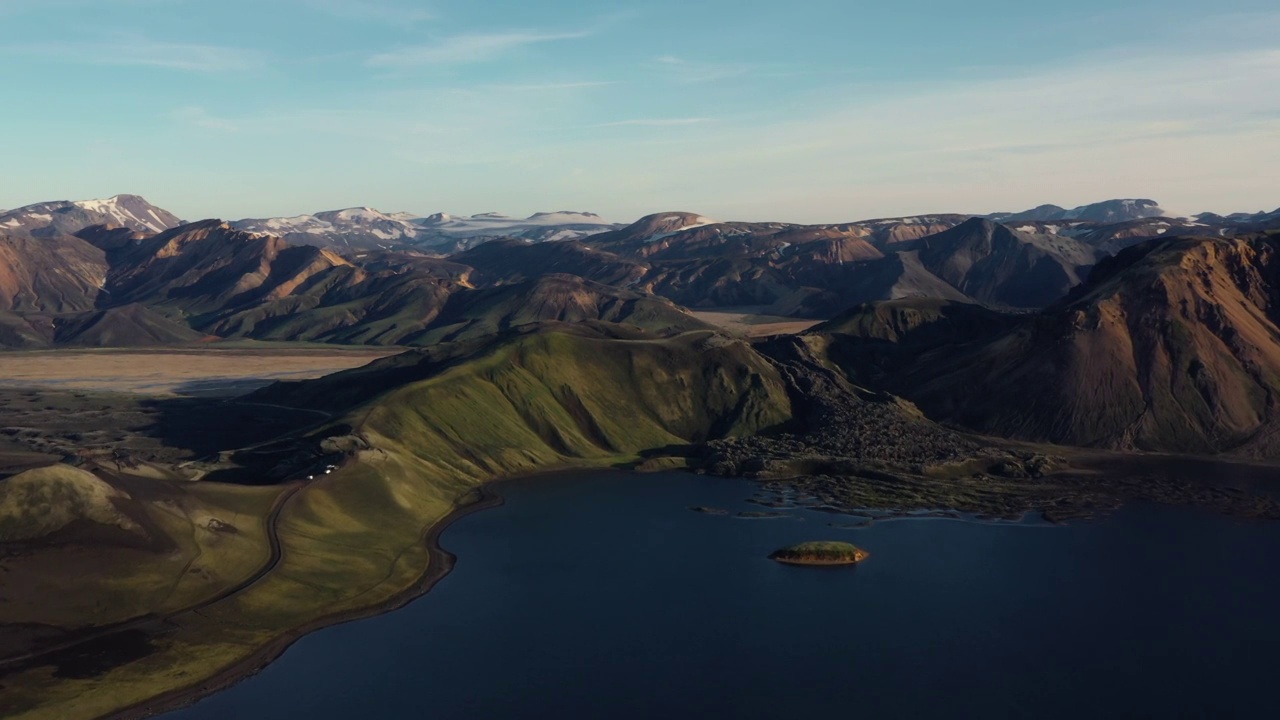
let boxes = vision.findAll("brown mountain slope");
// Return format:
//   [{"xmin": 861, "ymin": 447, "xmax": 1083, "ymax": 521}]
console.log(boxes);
[
  {"xmin": 105, "ymin": 220, "xmax": 356, "ymax": 315},
  {"xmin": 97, "ymin": 221, "xmax": 456, "ymax": 345},
  {"xmin": 452, "ymin": 239, "xmax": 649, "ymax": 287},
  {"xmin": 0, "ymin": 312, "xmax": 50, "ymax": 348},
  {"xmin": 909, "ymin": 217, "xmax": 1100, "ymax": 309},
  {"xmin": 815, "ymin": 298, "xmax": 1014, "ymax": 344},
  {"xmin": 52, "ymin": 304, "xmax": 208, "ymax": 347},
  {"xmin": 408, "ymin": 274, "xmax": 713, "ymax": 344},
  {"xmin": 865, "ymin": 233, "xmax": 1280, "ymax": 456},
  {"xmin": 0, "ymin": 234, "xmax": 107, "ymax": 313}
]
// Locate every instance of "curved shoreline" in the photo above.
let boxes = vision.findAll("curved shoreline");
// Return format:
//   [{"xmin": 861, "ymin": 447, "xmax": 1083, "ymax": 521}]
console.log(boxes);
[{"xmin": 104, "ymin": 483, "xmax": 506, "ymax": 720}]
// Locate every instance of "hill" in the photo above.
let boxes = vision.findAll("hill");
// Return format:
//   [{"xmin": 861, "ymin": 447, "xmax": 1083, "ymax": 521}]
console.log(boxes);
[
  {"xmin": 410, "ymin": 274, "xmax": 713, "ymax": 344},
  {"xmin": 52, "ymin": 304, "xmax": 208, "ymax": 346},
  {"xmin": 0, "ymin": 464, "xmax": 141, "ymax": 543},
  {"xmin": 247, "ymin": 326, "xmax": 794, "ymax": 484}
]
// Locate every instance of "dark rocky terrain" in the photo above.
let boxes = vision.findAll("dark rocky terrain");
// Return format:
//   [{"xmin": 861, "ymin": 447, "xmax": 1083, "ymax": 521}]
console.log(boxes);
[{"xmin": 810, "ymin": 231, "xmax": 1280, "ymax": 457}]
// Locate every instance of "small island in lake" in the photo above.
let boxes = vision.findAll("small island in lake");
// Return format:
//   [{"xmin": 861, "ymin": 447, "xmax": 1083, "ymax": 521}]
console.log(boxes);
[{"xmin": 770, "ymin": 541, "xmax": 870, "ymax": 566}]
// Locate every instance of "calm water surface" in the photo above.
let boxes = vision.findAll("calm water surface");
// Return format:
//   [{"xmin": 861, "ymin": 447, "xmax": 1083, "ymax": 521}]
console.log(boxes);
[{"xmin": 166, "ymin": 471, "xmax": 1280, "ymax": 719}]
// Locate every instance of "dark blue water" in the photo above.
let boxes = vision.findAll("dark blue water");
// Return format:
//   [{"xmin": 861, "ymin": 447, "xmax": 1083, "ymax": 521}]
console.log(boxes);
[{"xmin": 166, "ymin": 471, "xmax": 1280, "ymax": 719}]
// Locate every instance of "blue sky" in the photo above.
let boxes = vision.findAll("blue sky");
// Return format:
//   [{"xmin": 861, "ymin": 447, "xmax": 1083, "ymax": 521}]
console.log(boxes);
[{"xmin": 0, "ymin": 0, "xmax": 1277, "ymax": 222}]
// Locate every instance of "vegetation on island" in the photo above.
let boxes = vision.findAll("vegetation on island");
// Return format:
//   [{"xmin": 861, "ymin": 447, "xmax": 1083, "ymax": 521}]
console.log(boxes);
[{"xmin": 770, "ymin": 541, "xmax": 870, "ymax": 566}]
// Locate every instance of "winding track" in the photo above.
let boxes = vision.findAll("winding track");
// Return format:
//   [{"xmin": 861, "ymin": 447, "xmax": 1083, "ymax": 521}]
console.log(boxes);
[{"xmin": 0, "ymin": 478, "xmax": 304, "ymax": 670}]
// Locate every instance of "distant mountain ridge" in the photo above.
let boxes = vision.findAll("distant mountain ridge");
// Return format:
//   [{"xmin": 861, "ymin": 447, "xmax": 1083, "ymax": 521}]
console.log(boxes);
[
  {"xmin": 988, "ymin": 198, "xmax": 1172, "ymax": 224},
  {"xmin": 1, "ymin": 191, "xmax": 1277, "ymax": 349},
  {"xmin": 232, "ymin": 207, "xmax": 622, "ymax": 252}
]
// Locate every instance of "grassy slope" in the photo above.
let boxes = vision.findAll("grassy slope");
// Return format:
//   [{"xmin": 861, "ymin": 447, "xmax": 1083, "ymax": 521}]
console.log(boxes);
[
  {"xmin": 4, "ymin": 328, "xmax": 792, "ymax": 720},
  {"xmin": 0, "ymin": 465, "xmax": 139, "ymax": 541},
  {"xmin": 0, "ymin": 477, "xmax": 276, "ymax": 627}
]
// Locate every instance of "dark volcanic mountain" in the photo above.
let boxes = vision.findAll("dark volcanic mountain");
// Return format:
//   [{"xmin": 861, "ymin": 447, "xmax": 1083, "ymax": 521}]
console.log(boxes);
[
  {"xmin": 52, "ymin": 304, "xmax": 207, "ymax": 346},
  {"xmin": 908, "ymin": 218, "xmax": 1100, "ymax": 308},
  {"xmin": 538, "ymin": 213, "xmax": 1097, "ymax": 314},
  {"xmin": 820, "ymin": 231, "xmax": 1280, "ymax": 457},
  {"xmin": 413, "ymin": 274, "xmax": 711, "ymax": 344},
  {"xmin": 1002, "ymin": 217, "xmax": 1225, "ymax": 255},
  {"xmin": 452, "ymin": 238, "xmax": 649, "ymax": 288}
]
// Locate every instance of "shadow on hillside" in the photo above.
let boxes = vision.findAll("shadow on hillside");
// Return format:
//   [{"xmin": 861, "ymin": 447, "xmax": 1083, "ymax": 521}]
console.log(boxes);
[{"xmin": 136, "ymin": 395, "xmax": 325, "ymax": 468}]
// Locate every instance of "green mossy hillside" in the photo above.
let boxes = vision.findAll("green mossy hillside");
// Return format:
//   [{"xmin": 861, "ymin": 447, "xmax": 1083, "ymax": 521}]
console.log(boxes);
[
  {"xmin": 0, "ymin": 464, "xmax": 140, "ymax": 542},
  {"xmin": 352, "ymin": 328, "xmax": 794, "ymax": 483}
]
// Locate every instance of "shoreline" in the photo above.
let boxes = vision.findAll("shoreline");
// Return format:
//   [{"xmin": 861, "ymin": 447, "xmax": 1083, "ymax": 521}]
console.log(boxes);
[
  {"xmin": 44, "ymin": 450, "xmax": 1280, "ymax": 719},
  {"xmin": 104, "ymin": 483, "xmax": 506, "ymax": 720}
]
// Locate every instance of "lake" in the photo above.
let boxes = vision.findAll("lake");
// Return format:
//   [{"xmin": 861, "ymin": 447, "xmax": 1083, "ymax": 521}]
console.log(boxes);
[{"xmin": 164, "ymin": 471, "xmax": 1280, "ymax": 719}]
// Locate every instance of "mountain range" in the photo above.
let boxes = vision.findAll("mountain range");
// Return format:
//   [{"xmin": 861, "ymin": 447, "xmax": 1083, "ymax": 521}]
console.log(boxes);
[
  {"xmin": 230, "ymin": 207, "xmax": 621, "ymax": 253},
  {"xmin": 815, "ymin": 229, "xmax": 1280, "ymax": 457},
  {"xmin": 4, "ymin": 191, "xmax": 1280, "ymax": 459}
]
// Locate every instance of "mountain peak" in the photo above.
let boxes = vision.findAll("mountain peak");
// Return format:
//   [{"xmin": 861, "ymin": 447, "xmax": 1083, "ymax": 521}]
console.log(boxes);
[
  {"xmin": 528, "ymin": 211, "xmax": 602, "ymax": 220},
  {"xmin": 0, "ymin": 193, "xmax": 181, "ymax": 235},
  {"xmin": 990, "ymin": 199, "xmax": 1169, "ymax": 224}
]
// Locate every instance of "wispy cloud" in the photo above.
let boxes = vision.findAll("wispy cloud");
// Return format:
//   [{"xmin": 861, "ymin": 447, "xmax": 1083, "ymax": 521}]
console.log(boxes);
[
  {"xmin": 484, "ymin": 80, "xmax": 615, "ymax": 92},
  {"xmin": 0, "ymin": 0, "xmax": 179, "ymax": 14},
  {"xmin": 594, "ymin": 118, "xmax": 712, "ymax": 128},
  {"xmin": 172, "ymin": 106, "xmax": 238, "ymax": 131},
  {"xmin": 367, "ymin": 28, "xmax": 591, "ymax": 67},
  {"xmin": 297, "ymin": 0, "xmax": 432, "ymax": 25},
  {"xmin": 4, "ymin": 36, "xmax": 264, "ymax": 72},
  {"xmin": 616, "ymin": 45, "xmax": 1280, "ymax": 218},
  {"xmin": 653, "ymin": 55, "xmax": 752, "ymax": 83}
]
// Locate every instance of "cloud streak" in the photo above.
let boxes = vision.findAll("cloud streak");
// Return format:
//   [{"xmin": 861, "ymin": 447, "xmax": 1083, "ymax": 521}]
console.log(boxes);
[
  {"xmin": 297, "ymin": 0, "xmax": 432, "ymax": 25},
  {"xmin": 367, "ymin": 28, "xmax": 591, "ymax": 67},
  {"xmin": 172, "ymin": 106, "xmax": 239, "ymax": 131},
  {"xmin": 4, "ymin": 36, "xmax": 264, "ymax": 72},
  {"xmin": 610, "ymin": 46, "xmax": 1280, "ymax": 219},
  {"xmin": 653, "ymin": 55, "xmax": 753, "ymax": 83},
  {"xmin": 594, "ymin": 118, "xmax": 712, "ymax": 128}
]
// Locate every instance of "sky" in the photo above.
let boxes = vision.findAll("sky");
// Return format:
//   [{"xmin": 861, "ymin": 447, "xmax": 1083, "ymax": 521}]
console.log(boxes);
[{"xmin": 0, "ymin": 0, "xmax": 1277, "ymax": 223}]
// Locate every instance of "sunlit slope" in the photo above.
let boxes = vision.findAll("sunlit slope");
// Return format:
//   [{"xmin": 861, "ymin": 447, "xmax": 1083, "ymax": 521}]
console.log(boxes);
[
  {"xmin": 349, "ymin": 328, "xmax": 792, "ymax": 481},
  {"xmin": 0, "ymin": 326, "xmax": 793, "ymax": 720},
  {"xmin": 0, "ymin": 464, "xmax": 275, "ymax": 643},
  {"xmin": 888, "ymin": 233, "xmax": 1280, "ymax": 455},
  {"xmin": 0, "ymin": 464, "xmax": 140, "ymax": 542}
]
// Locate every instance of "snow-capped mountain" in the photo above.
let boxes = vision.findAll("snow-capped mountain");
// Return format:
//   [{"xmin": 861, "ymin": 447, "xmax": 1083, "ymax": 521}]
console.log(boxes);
[
  {"xmin": 1002, "ymin": 216, "xmax": 1225, "ymax": 254},
  {"xmin": 989, "ymin": 199, "xmax": 1173, "ymax": 224},
  {"xmin": 231, "ymin": 208, "xmax": 621, "ymax": 252},
  {"xmin": 0, "ymin": 194, "xmax": 181, "ymax": 236},
  {"xmin": 1195, "ymin": 208, "xmax": 1280, "ymax": 227},
  {"xmin": 414, "ymin": 211, "xmax": 621, "ymax": 247},
  {"xmin": 232, "ymin": 207, "xmax": 424, "ymax": 251}
]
